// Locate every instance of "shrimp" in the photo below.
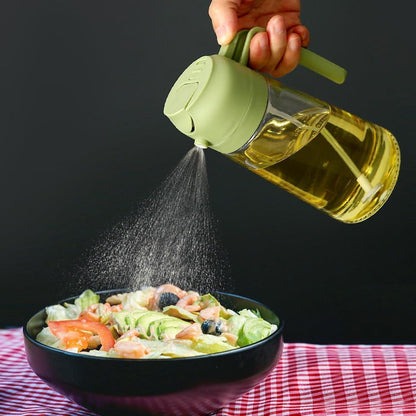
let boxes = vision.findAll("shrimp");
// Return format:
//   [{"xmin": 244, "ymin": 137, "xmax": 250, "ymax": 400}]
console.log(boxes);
[
  {"xmin": 109, "ymin": 303, "xmax": 123, "ymax": 312},
  {"xmin": 87, "ymin": 335, "xmax": 101, "ymax": 349},
  {"xmin": 80, "ymin": 302, "xmax": 123, "ymax": 322},
  {"xmin": 114, "ymin": 340, "xmax": 150, "ymax": 359},
  {"xmin": 106, "ymin": 293, "xmax": 123, "ymax": 305},
  {"xmin": 118, "ymin": 329, "xmax": 140, "ymax": 341},
  {"xmin": 148, "ymin": 284, "xmax": 187, "ymax": 311},
  {"xmin": 176, "ymin": 292, "xmax": 201, "ymax": 312},
  {"xmin": 175, "ymin": 323, "xmax": 202, "ymax": 340},
  {"xmin": 199, "ymin": 306, "xmax": 220, "ymax": 321},
  {"xmin": 79, "ymin": 304, "xmax": 101, "ymax": 322},
  {"xmin": 223, "ymin": 332, "xmax": 238, "ymax": 346}
]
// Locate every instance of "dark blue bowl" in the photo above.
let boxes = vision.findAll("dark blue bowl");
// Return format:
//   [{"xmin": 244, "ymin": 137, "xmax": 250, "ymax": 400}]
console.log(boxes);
[{"xmin": 24, "ymin": 290, "xmax": 284, "ymax": 416}]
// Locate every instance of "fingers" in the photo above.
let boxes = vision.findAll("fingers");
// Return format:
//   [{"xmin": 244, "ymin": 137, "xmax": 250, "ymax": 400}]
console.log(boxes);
[
  {"xmin": 208, "ymin": 0, "xmax": 307, "ymax": 77},
  {"xmin": 272, "ymin": 33, "xmax": 301, "ymax": 78},
  {"xmin": 289, "ymin": 25, "xmax": 310, "ymax": 47},
  {"xmin": 248, "ymin": 15, "xmax": 303, "ymax": 77},
  {"xmin": 248, "ymin": 32, "xmax": 271, "ymax": 71},
  {"xmin": 264, "ymin": 15, "xmax": 287, "ymax": 73},
  {"xmin": 208, "ymin": 0, "xmax": 239, "ymax": 45}
]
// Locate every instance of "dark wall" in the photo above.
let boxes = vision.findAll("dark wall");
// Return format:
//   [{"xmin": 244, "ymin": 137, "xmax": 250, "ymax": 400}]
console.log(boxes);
[{"xmin": 0, "ymin": 1, "xmax": 414, "ymax": 343}]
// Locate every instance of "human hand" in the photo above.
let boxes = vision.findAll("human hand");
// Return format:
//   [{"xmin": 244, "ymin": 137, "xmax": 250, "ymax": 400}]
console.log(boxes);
[{"xmin": 209, "ymin": 0, "xmax": 310, "ymax": 78}]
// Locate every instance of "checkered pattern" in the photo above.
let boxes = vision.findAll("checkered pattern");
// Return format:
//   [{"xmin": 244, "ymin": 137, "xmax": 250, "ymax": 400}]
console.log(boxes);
[{"xmin": 1, "ymin": 328, "xmax": 415, "ymax": 416}]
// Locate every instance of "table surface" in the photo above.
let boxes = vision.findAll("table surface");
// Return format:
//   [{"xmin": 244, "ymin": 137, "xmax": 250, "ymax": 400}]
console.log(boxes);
[{"xmin": 1, "ymin": 328, "xmax": 415, "ymax": 416}]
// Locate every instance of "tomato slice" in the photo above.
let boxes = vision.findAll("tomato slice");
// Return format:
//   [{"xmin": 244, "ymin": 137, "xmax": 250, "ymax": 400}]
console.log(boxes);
[{"xmin": 48, "ymin": 319, "xmax": 115, "ymax": 351}]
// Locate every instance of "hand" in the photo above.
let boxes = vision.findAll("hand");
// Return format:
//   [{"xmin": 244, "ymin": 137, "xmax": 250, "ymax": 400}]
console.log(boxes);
[{"xmin": 209, "ymin": 0, "xmax": 310, "ymax": 78}]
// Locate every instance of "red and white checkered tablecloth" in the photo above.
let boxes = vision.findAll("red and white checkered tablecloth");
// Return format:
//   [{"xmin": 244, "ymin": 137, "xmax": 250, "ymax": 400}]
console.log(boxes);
[{"xmin": 1, "ymin": 328, "xmax": 415, "ymax": 416}]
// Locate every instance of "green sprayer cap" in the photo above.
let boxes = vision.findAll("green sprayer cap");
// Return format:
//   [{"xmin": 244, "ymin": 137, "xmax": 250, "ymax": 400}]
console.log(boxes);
[
  {"xmin": 163, "ymin": 40, "xmax": 268, "ymax": 153},
  {"xmin": 164, "ymin": 28, "xmax": 347, "ymax": 153}
]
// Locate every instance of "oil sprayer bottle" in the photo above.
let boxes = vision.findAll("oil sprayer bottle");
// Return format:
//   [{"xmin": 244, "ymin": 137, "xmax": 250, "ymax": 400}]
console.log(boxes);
[{"xmin": 164, "ymin": 28, "xmax": 400, "ymax": 223}]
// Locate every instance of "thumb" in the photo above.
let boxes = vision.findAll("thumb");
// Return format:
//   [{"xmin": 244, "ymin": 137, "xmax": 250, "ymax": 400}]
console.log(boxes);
[{"xmin": 208, "ymin": 0, "xmax": 239, "ymax": 45}]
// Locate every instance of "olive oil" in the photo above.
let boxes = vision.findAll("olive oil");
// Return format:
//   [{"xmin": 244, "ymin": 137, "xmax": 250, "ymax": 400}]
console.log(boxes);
[{"xmin": 230, "ymin": 106, "xmax": 400, "ymax": 223}]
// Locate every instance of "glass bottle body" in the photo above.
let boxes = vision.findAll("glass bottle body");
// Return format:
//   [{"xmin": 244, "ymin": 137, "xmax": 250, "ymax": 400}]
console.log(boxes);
[{"xmin": 229, "ymin": 79, "xmax": 400, "ymax": 223}]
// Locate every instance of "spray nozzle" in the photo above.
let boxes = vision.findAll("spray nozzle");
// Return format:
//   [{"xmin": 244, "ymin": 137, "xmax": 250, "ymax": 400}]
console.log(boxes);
[{"xmin": 194, "ymin": 139, "xmax": 209, "ymax": 149}]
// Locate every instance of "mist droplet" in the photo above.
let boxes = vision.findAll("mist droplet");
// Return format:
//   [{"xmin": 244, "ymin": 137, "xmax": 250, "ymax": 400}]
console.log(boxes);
[{"xmin": 77, "ymin": 147, "xmax": 232, "ymax": 294}]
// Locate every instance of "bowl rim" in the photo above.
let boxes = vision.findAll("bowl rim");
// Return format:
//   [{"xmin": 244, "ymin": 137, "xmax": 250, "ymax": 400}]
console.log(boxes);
[{"xmin": 24, "ymin": 289, "xmax": 284, "ymax": 362}]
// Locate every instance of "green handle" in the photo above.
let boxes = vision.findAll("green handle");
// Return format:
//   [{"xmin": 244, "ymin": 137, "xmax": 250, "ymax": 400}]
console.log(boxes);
[
  {"xmin": 299, "ymin": 48, "xmax": 347, "ymax": 84},
  {"xmin": 219, "ymin": 27, "xmax": 347, "ymax": 84}
]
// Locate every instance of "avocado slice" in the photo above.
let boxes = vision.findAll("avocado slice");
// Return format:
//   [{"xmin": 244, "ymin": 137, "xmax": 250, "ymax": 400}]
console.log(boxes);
[
  {"xmin": 163, "ymin": 305, "xmax": 199, "ymax": 322},
  {"xmin": 148, "ymin": 317, "xmax": 189, "ymax": 340},
  {"xmin": 136, "ymin": 312, "xmax": 167, "ymax": 336},
  {"xmin": 111, "ymin": 310, "xmax": 148, "ymax": 334}
]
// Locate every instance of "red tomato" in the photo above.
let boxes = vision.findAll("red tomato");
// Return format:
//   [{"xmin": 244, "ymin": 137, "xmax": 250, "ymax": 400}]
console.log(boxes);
[{"xmin": 48, "ymin": 319, "xmax": 115, "ymax": 351}]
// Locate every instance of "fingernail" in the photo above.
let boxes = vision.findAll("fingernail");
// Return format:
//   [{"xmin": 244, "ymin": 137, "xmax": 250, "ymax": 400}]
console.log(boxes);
[
  {"xmin": 216, "ymin": 25, "xmax": 228, "ymax": 44},
  {"xmin": 289, "ymin": 36, "xmax": 300, "ymax": 51},
  {"xmin": 273, "ymin": 17, "xmax": 286, "ymax": 34}
]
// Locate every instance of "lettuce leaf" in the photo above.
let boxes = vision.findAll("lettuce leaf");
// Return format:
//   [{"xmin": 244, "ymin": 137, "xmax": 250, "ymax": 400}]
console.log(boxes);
[
  {"xmin": 45, "ymin": 304, "xmax": 80, "ymax": 323},
  {"xmin": 199, "ymin": 293, "xmax": 219, "ymax": 308},
  {"xmin": 36, "ymin": 327, "xmax": 63, "ymax": 349},
  {"xmin": 162, "ymin": 340, "xmax": 205, "ymax": 358},
  {"xmin": 237, "ymin": 318, "xmax": 274, "ymax": 347},
  {"xmin": 74, "ymin": 289, "xmax": 99, "ymax": 311},
  {"xmin": 192, "ymin": 334, "xmax": 235, "ymax": 354},
  {"xmin": 121, "ymin": 287, "xmax": 155, "ymax": 311},
  {"xmin": 226, "ymin": 314, "xmax": 246, "ymax": 337},
  {"xmin": 238, "ymin": 309, "xmax": 261, "ymax": 319}
]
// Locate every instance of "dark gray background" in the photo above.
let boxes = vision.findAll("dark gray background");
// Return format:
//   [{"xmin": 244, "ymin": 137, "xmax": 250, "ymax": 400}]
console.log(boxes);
[{"xmin": 0, "ymin": 1, "xmax": 414, "ymax": 343}]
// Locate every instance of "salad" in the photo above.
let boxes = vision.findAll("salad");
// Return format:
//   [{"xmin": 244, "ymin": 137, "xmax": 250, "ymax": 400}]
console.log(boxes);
[{"xmin": 36, "ymin": 284, "xmax": 278, "ymax": 359}]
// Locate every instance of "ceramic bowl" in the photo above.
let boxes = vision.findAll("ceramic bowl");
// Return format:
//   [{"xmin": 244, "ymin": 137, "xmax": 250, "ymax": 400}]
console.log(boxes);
[{"xmin": 24, "ymin": 290, "xmax": 284, "ymax": 416}]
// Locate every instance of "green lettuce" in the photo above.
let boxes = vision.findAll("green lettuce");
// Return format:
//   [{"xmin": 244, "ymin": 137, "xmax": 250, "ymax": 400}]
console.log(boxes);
[
  {"xmin": 238, "ymin": 309, "xmax": 262, "ymax": 319},
  {"xmin": 226, "ymin": 314, "xmax": 247, "ymax": 337},
  {"xmin": 36, "ymin": 327, "xmax": 63, "ymax": 349},
  {"xmin": 237, "ymin": 318, "xmax": 274, "ymax": 347},
  {"xmin": 74, "ymin": 289, "xmax": 100, "ymax": 311},
  {"xmin": 45, "ymin": 303, "xmax": 80, "ymax": 323},
  {"xmin": 199, "ymin": 293, "xmax": 219, "ymax": 308},
  {"xmin": 121, "ymin": 287, "xmax": 155, "ymax": 311},
  {"xmin": 192, "ymin": 334, "xmax": 235, "ymax": 354}
]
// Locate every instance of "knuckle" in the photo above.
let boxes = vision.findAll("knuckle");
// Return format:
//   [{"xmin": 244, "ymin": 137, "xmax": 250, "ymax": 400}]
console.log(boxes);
[{"xmin": 208, "ymin": 3, "xmax": 216, "ymax": 18}]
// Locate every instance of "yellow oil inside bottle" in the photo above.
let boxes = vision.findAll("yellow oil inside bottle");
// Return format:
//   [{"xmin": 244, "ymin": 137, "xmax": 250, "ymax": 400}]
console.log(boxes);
[{"xmin": 229, "ymin": 106, "xmax": 400, "ymax": 223}]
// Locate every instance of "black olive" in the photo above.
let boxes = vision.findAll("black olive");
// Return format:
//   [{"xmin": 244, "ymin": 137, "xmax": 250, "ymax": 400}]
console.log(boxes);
[
  {"xmin": 214, "ymin": 321, "xmax": 223, "ymax": 335},
  {"xmin": 158, "ymin": 292, "xmax": 180, "ymax": 310},
  {"xmin": 201, "ymin": 319, "xmax": 223, "ymax": 335}
]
